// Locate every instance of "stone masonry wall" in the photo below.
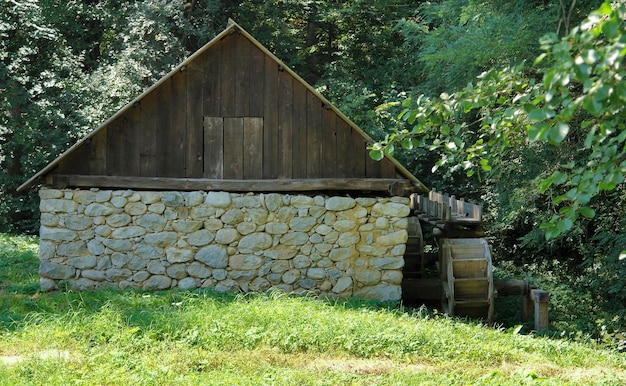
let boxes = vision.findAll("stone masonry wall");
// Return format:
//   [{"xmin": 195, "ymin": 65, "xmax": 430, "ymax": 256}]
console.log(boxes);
[{"xmin": 38, "ymin": 188, "xmax": 410, "ymax": 301}]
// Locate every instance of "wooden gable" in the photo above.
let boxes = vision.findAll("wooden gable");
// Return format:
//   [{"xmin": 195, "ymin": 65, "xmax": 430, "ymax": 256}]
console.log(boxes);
[{"xmin": 18, "ymin": 21, "xmax": 427, "ymax": 195}]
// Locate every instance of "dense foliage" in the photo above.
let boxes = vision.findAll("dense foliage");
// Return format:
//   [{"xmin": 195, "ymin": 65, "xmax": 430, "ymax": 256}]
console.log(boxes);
[{"xmin": 1, "ymin": 0, "xmax": 625, "ymax": 339}]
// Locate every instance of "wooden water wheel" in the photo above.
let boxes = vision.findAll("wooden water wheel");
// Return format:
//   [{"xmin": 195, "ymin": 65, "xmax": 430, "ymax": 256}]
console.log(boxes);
[{"xmin": 440, "ymin": 238, "xmax": 494, "ymax": 321}]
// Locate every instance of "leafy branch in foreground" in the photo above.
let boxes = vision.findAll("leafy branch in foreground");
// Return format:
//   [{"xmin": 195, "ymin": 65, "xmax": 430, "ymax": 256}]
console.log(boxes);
[{"xmin": 371, "ymin": 1, "xmax": 626, "ymax": 240}]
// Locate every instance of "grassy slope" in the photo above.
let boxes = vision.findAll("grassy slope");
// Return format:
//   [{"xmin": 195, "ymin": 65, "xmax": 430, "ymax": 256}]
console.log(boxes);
[{"xmin": 0, "ymin": 234, "xmax": 625, "ymax": 385}]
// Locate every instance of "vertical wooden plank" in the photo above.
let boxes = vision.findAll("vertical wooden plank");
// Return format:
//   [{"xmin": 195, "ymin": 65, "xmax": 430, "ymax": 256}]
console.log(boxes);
[
  {"xmin": 203, "ymin": 117, "xmax": 224, "ymax": 178},
  {"xmin": 139, "ymin": 91, "xmax": 157, "ymax": 177},
  {"xmin": 263, "ymin": 55, "xmax": 279, "ymax": 178},
  {"xmin": 59, "ymin": 143, "xmax": 90, "ymax": 174},
  {"xmin": 335, "ymin": 117, "xmax": 350, "ymax": 178},
  {"xmin": 381, "ymin": 158, "xmax": 397, "ymax": 178},
  {"xmin": 155, "ymin": 80, "xmax": 171, "ymax": 177},
  {"xmin": 106, "ymin": 120, "xmax": 123, "ymax": 175},
  {"xmin": 203, "ymin": 41, "xmax": 221, "ymax": 117},
  {"xmin": 292, "ymin": 81, "xmax": 307, "ymax": 178},
  {"xmin": 234, "ymin": 34, "xmax": 250, "ymax": 117},
  {"xmin": 123, "ymin": 106, "xmax": 141, "ymax": 176},
  {"xmin": 89, "ymin": 130, "xmax": 107, "ymax": 175},
  {"xmin": 244, "ymin": 117, "xmax": 263, "ymax": 179},
  {"xmin": 249, "ymin": 44, "xmax": 265, "ymax": 117},
  {"xmin": 157, "ymin": 74, "xmax": 186, "ymax": 177},
  {"xmin": 321, "ymin": 105, "xmax": 337, "ymax": 178},
  {"xmin": 186, "ymin": 64, "xmax": 205, "ymax": 178},
  {"xmin": 350, "ymin": 128, "xmax": 366, "ymax": 178},
  {"xmin": 220, "ymin": 35, "xmax": 236, "ymax": 117},
  {"xmin": 306, "ymin": 91, "xmax": 322, "ymax": 178},
  {"xmin": 277, "ymin": 70, "xmax": 293, "ymax": 178},
  {"xmin": 223, "ymin": 117, "xmax": 243, "ymax": 179}
]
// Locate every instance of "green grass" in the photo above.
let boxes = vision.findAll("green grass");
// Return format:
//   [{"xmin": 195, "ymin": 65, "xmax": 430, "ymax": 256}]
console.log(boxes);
[{"xmin": 1, "ymin": 233, "xmax": 625, "ymax": 385}]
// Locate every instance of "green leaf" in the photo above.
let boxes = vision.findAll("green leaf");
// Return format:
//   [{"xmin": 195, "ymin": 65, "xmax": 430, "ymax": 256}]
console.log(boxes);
[
  {"xmin": 602, "ymin": 19, "xmax": 619, "ymax": 39},
  {"xmin": 579, "ymin": 206, "xmax": 596, "ymax": 219},
  {"xmin": 369, "ymin": 149, "xmax": 384, "ymax": 161},
  {"xmin": 557, "ymin": 217, "xmax": 574, "ymax": 233},
  {"xmin": 548, "ymin": 122, "xmax": 570, "ymax": 144},
  {"xmin": 552, "ymin": 171, "xmax": 568, "ymax": 185},
  {"xmin": 527, "ymin": 108, "xmax": 550, "ymax": 122}
]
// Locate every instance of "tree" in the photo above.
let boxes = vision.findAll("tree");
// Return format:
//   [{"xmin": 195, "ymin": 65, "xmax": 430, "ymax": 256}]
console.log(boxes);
[{"xmin": 372, "ymin": 1, "xmax": 626, "ymax": 242}]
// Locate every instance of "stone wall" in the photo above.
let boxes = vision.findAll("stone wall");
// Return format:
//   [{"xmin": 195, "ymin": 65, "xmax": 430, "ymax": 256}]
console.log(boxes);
[{"xmin": 38, "ymin": 188, "xmax": 410, "ymax": 301}]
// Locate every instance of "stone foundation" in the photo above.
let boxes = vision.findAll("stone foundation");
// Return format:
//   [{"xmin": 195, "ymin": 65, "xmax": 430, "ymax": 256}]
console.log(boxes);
[{"xmin": 38, "ymin": 188, "xmax": 410, "ymax": 301}]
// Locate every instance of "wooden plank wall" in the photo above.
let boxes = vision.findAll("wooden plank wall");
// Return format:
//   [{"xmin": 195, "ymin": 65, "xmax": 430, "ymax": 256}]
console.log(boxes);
[{"xmin": 53, "ymin": 31, "xmax": 399, "ymax": 182}]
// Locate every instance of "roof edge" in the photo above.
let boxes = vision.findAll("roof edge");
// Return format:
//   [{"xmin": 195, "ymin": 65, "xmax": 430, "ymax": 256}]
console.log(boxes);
[
  {"xmin": 18, "ymin": 20, "xmax": 428, "ymax": 193},
  {"xmin": 17, "ymin": 23, "xmax": 238, "ymax": 193}
]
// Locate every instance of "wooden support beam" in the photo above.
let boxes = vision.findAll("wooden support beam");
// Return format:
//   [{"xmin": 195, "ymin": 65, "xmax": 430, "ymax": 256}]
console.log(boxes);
[
  {"xmin": 47, "ymin": 175, "xmax": 422, "ymax": 195},
  {"xmin": 521, "ymin": 288, "xmax": 550, "ymax": 331},
  {"xmin": 531, "ymin": 289, "xmax": 550, "ymax": 331}
]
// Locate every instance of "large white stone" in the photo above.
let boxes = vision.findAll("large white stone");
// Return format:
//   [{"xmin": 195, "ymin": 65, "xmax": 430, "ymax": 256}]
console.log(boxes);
[
  {"xmin": 39, "ymin": 261, "xmax": 75, "ymax": 280},
  {"xmin": 84, "ymin": 203, "xmax": 114, "ymax": 216},
  {"xmin": 82, "ymin": 269, "xmax": 106, "ymax": 281},
  {"xmin": 355, "ymin": 269, "xmax": 382, "ymax": 286},
  {"xmin": 263, "ymin": 245, "xmax": 298, "ymax": 260},
  {"xmin": 238, "ymin": 232, "xmax": 272, "ymax": 253},
  {"xmin": 143, "ymin": 275, "xmax": 172, "ymax": 290},
  {"xmin": 57, "ymin": 241, "xmax": 89, "ymax": 257},
  {"xmin": 214, "ymin": 228, "xmax": 240, "ymax": 244},
  {"xmin": 372, "ymin": 202, "xmax": 410, "ymax": 218},
  {"xmin": 40, "ymin": 213, "xmax": 59, "ymax": 227},
  {"xmin": 333, "ymin": 220, "xmax": 357, "ymax": 232},
  {"xmin": 40, "ymin": 199, "xmax": 78, "ymax": 213},
  {"xmin": 186, "ymin": 191, "xmax": 204, "ymax": 207},
  {"xmin": 147, "ymin": 260, "xmax": 166, "ymax": 275},
  {"xmin": 64, "ymin": 216, "xmax": 93, "ymax": 231},
  {"xmin": 162, "ymin": 192, "xmax": 184, "ymax": 207},
  {"xmin": 354, "ymin": 284, "xmax": 401, "ymax": 301},
  {"xmin": 307, "ymin": 268, "xmax": 326, "ymax": 280},
  {"xmin": 332, "ymin": 277, "xmax": 353, "ymax": 293},
  {"xmin": 370, "ymin": 257, "xmax": 404, "ymax": 269},
  {"xmin": 233, "ymin": 195, "xmax": 262, "ymax": 208},
  {"xmin": 290, "ymin": 195, "xmax": 314, "ymax": 208},
  {"xmin": 221, "ymin": 209, "xmax": 244, "ymax": 225},
  {"xmin": 137, "ymin": 213, "xmax": 166, "ymax": 232},
  {"xmin": 166, "ymin": 247, "xmax": 193, "ymax": 263},
  {"xmin": 288, "ymin": 217, "xmax": 316, "ymax": 232},
  {"xmin": 144, "ymin": 232, "xmax": 178, "ymax": 247},
  {"xmin": 195, "ymin": 245, "xmax": 228, "ymax": 268},
  {"xmin": 178, "ymin": 277, "xmax": 198, "ymax": 290},
  {"xmin": 337, "ymin": 232, "xmax": 360, "ymax": 247},
  {"xmin": 382, "ymin": 270, "xmax": 403, "ymax": 284},
  {"xmin": 68, "ymin": 255, "xmax": 97, "ymax": 269},
  {"xmin": 166, "ymin": 263, "xmax": 187, "ymax": 279},
  {"xmin": 99, "ymin": 237, "xmax": 132, "ymax": 256},
  {"xmin": 135, "ymin": 244, "xmax": 164, "ymax": 259},
  {"xmin": 187, "ymin": 261, "xmax": 212, "ymax": 278},
  {"xmin": 250, "ymin": 277, "xmax": 271, "ymax": 292},
  {"xmin": 236, "ymin": 222, "xmax": 257, "ymax": 235},
  {"xmin": 39, "ymin": 241, "xmax": 56, "ymax": 260},
  {"xmin": 40, "ymin": 277, "xmax": 57, "ymax": 291},
  {"xmin": 229, "ymin": 255, "xmax": 263, "ymax": 270},
  {"xmin": 325, "ymin": 196, "xmax": 356, "ymax": 211},
  {"xmin": 188, "ymin": 229, "xmax": 215, "ymax": 246},
  {"xmin": 329, "ymin": 248, "xmax": 357, "ymax": 262},
  {"xmin": 40, "ymin": 227, "xmax": 77, "ymax": 242},
  {"xmin": 279, "ymin": 232, "xmax": 308, "ymax": 246},
  {"xmin": 205, "ymin": 191, "xmax": 231, "ymax": 208},
  {"xmin": 111, "ymin": 226, "xmax": 146, "ymax": 239},
  {"xmin": 263, "ymin": 193, "xmax": 282, "ymax": 211},
  {"xmin": 265, "ymin": 222, "xmax": 289, "ymax": 235},
  {"xmin": 39, "ymin": 189, "xmax": 63, "ymax": 199},
  {"xmin": 376, "ymin": 230, "xmax": 407, "ymax": 246},
  {"xmin": 170, "ymin": 220, "xmax": 203, "ymax": 233}
]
